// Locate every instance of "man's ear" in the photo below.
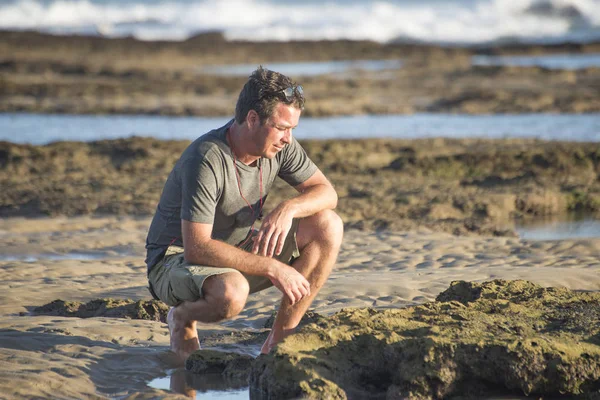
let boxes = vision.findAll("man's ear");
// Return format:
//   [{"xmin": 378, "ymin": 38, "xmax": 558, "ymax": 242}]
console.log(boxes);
[{"xmin": 246, "ymin": 110, "xmax": 260, "ymax": 130}]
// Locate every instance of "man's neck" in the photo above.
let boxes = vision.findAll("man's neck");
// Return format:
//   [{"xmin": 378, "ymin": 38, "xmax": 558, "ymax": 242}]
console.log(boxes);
[{"xmin": 228, "ymin": 122, "xmax": 260, "ymax": 166}]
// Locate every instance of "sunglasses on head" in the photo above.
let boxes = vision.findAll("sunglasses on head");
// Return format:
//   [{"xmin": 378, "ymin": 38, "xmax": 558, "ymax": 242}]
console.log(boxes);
[
  {"xmin": 260, "ymin": 85, "xmax": 304, "ymax": 105},
  {"xmin": 280, "ymin": 85, "xmax": 304, "ymax": 101}
]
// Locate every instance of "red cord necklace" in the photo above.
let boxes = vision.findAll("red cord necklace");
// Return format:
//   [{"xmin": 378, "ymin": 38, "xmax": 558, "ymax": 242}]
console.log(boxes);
[{"xmin": 227, "ymin": 128, "xmax": 263, "ymax": 246}]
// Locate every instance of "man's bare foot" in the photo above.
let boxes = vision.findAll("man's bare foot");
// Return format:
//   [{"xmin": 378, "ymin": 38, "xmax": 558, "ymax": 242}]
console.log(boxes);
[
  {"xmin": 168, "ymin": 306, "xmax": 200, "ymax": 363},
  {"xmin": 260, "ymin": 327, "xmax": 295, "ymax": 354}
]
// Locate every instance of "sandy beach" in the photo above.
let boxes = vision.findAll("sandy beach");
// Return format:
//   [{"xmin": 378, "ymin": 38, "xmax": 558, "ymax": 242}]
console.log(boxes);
[{"xmin": 0, "ymin": 215, "xmax": 599, "ymax": 398}]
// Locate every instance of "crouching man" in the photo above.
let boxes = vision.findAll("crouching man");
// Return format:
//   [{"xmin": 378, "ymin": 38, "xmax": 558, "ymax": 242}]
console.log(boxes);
[{"xmin": 145, "ymin": 67, "xmax": 343, "ymax": 362}]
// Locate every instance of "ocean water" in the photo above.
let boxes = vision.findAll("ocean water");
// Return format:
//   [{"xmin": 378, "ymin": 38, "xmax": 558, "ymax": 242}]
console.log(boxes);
[
  {"xmin": 1, "ymin": 113, "xmax": 599, "ymax": 145},
  {"xmin": 0, "ymin": 0, "xmax": 599, "ymax": 45}
]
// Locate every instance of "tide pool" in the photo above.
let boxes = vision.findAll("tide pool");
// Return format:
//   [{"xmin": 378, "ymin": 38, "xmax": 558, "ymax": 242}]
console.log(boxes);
[
  {"xmin": 2, "ymin": 113, "xmax": 599, "ymax": 145},
  {"xmin": 472, "ymin": 53, "xmax": 600, "ymax": 70}
]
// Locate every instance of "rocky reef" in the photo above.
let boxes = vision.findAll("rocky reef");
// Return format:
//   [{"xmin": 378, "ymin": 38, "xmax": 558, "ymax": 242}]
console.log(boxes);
[
  {"xmin": 1, "ymin": 31, "xmax": 599, "ymax": 116},
  {"xmin": 249, "ymin": 280, "xmax": 600, "ymax": 399},
  {"xmin": 2, "ymin": 138, "xmax": 600, "ymax": 236}
]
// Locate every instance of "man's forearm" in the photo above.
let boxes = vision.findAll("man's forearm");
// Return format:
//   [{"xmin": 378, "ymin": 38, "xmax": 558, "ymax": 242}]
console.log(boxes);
[
  {"xmin": 283, "ymin": 183, "xmax": 338, "ymax": 219},
  {"xmin": 184, "ymin": 238, "xmax": 278, "ymax": 278}
]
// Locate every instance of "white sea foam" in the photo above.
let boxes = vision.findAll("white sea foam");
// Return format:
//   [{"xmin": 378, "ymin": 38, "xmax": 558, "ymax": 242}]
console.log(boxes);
[{"xmin": 0, "ymin": 0, "xmax": 599, "ymax": 44}]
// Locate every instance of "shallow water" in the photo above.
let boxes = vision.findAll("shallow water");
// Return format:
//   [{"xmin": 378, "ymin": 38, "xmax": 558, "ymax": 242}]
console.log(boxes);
[
  {"xmin": 2, "ymin": 113, "xmax": 600, "ymax": 145},
  {"xmin": 196, "ymin": 54, "xmax": 600, "ymax": 77},
  {"xmin": 148, "ymin": 369, "xmax": 249, "ymax": 399},
  {"xmin": 472, "ymin": 53, "xmax": 600, "ymax": 70},
  {"xmin": 0, "ymin": 252, "xmax": 116, "ymax": 262},
  {"xmin": 516, "ymin": 217, "xmax": 600, "ymax": 241},
  {"xmin": 198, "ymin": 59, "xmax": 403, "ymax": 77}
]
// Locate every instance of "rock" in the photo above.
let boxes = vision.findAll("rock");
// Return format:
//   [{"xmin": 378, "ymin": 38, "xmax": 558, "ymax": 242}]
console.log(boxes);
[
  {"xmin": 32, "ymin": 298, "xmax": 169, "ymax": 322},
  {"xmin": 250, "ymin": 280, "xmax": 600, "ymax": 399},
  {"xmin": 263, "ymin": 310, "xmax": 326, "ymax": 329},
  {"xmin": 526, "ymin": 0, "xmax": 584, "ymax": 22},
  {"xmin": 426, "ymin": 203, "xmax": 464, "ymax": 220},
  {"xmin": 516, "ymin": 190, "xmax": 567, "ymax": 216},
  {"xmin": 185, "ymin": 350, "xmax": 254, "ymax": 381}
]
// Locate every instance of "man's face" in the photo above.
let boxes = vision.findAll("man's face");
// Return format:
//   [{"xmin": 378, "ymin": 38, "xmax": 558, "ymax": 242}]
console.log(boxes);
[{"xmin": 253, "ymin": 102, "xmax": 301, "ymax": 159}]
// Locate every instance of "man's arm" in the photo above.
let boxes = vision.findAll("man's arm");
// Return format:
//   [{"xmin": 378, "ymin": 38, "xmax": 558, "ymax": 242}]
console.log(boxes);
[
  {"xmin": 252, "ymin": 168, "xmax": 338, "ymax": 257},
  {"xmin": 182, "ymin": 220, "xmax": 310, "ymax": 304},
  {"xmin": 284, "ymin": 168, "xmax": 338, "ymax": 218}
]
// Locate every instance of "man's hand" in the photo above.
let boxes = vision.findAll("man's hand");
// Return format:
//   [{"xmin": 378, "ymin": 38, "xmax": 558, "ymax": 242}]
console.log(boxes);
[
  {"xmin": 268, "ymin": 262, "xmax": 310, "ymax": 305},
  {"xmin": 253, "ymin": 202, "xmax": 295, "ymax": 257}
]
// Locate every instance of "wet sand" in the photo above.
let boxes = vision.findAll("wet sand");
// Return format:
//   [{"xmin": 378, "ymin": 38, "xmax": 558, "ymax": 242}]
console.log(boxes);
[
  {"xmin": 0, "ymin": 216, "xmax": 599, "ymax": 398},
  {"xmin": 1, "ymin": 31, "xmax": 599, "ymax": 116}
]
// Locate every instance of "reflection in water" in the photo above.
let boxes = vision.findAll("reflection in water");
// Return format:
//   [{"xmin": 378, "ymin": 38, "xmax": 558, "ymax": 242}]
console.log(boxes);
[
  {"xmin": 148, "ymin": 368, "xmax": 249, "ymax": 399},
  {"xmin": 516, "ymin": 216, "xmax": 600, "ymax": 241}
]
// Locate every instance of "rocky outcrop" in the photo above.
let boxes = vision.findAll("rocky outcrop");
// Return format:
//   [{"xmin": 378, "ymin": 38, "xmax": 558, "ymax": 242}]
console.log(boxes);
[
  {"xmin": 33, "ymin": 298, "xmax": 169, "ymax": 322},
  {"xmin": 3, "ymin": 138, "xmax": 600, "ymax": 237},
  {"xmin": 1, "ymin": 31, "xmax": 599, "ymax": 116},
  {"xmin": 186, "ymin": 350, "xmax": 254, "ymax": 381},
  {"xmin": 249, "ymin": 280, "xmax": 600, "ymax": 399}
]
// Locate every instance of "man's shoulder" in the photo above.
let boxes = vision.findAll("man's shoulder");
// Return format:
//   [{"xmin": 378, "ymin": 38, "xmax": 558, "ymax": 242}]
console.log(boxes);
[
  {"xmin": 183, "ymin": 122, "xmax": 231, "ymax": 162},
  {"xmin": 190, "ymin": 135, "xmax": 226, "ymax": 159}
]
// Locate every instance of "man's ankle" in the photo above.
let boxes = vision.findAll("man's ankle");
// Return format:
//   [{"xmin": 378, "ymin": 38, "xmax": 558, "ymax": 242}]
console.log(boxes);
[
  {"xmin": 272, "ymin": 326, "xmax": 296, "ymax": 336},
  {"xmin": 171, "ymin": 305, "xmax": 188, "ymax": 323}
]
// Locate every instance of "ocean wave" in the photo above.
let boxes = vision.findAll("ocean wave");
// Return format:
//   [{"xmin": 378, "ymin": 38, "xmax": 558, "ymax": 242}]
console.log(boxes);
[{"xmin": 0, "ymin": 0, "xmax": 599, "ymax": 44}]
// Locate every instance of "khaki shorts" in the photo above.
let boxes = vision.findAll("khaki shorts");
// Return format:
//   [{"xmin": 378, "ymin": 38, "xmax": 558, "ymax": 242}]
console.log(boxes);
[{"xmin": 148, "ymin": 221, "xmax": 300, "ymax": 307}]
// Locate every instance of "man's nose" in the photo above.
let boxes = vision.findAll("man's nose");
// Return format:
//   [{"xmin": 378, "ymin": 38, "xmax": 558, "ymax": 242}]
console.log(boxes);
[{"xmin": 282, "ymin": 128, "xmax": 292, "ymax": 143}]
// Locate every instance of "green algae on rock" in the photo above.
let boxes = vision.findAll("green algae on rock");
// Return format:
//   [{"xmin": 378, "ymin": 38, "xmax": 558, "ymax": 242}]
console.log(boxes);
[
  {"xmin": 33, "ymin": 298, "xmax": 169, "ymax": 322},
  {"xmin": 186, "ymin": 350, "xmax": 254, "ymax": 381},
  {"xmin": 4, "ymin": 138, "xmax": 600, "ymax": 237},
  {"xmin": 250, "ymin": 280, "xmax": 600, "ymax": 399}
]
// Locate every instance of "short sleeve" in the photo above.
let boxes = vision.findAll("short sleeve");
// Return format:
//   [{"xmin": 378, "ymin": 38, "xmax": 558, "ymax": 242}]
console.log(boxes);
[
  {"xmin": 278, "ymin": 137, "xmax": 318, "ymax": 186},
  {"xmin": 180, "ymin": 156, "xmax": 221, "ymax": 224}
]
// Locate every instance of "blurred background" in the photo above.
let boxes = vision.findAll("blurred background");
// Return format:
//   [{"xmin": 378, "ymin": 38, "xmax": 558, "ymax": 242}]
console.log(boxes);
[
  {"xmin": 1, "ymin": 0, "xmax": 599, "ymax": 43},
  {"xmin": 1, "ymin": 0, "xmax": 600, "ymax": 240}
]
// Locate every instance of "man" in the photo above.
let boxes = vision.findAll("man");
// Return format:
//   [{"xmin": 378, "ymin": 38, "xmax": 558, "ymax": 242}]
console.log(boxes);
[{"xmin": 145, "ymin": 67, "xmax": 343, "ymax": 362}]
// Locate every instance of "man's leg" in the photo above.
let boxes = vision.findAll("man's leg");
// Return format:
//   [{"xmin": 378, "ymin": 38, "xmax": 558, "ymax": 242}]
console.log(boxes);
[
  {"xmin": 169, "ymin": 271, "xmax": 250, "ymax": 362},
  {"xmin": 261, "ymin": 209, "xmax": 343, "ymax": 354}
]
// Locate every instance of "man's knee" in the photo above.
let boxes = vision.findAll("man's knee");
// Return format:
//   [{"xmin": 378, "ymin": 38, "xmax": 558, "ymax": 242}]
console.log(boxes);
[
  {"xmin": 299, "ymin": 209, "xmax": 344, "ymax": 247},
  {"xmin": 203, "ymin": 273, "xmax": 249, "ymax": 320}
]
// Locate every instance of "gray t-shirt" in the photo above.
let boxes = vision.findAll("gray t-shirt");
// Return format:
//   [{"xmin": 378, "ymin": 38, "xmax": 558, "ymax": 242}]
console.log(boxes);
[{"xmin": 145, "ymin": 119, "xmax": 318, "ymax": 272}]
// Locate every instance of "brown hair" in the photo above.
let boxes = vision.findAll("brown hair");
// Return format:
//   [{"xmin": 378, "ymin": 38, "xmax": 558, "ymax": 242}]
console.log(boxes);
[{"xmin": 234, "ymin": 66, "xmax": 304, "ymax": 125}]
